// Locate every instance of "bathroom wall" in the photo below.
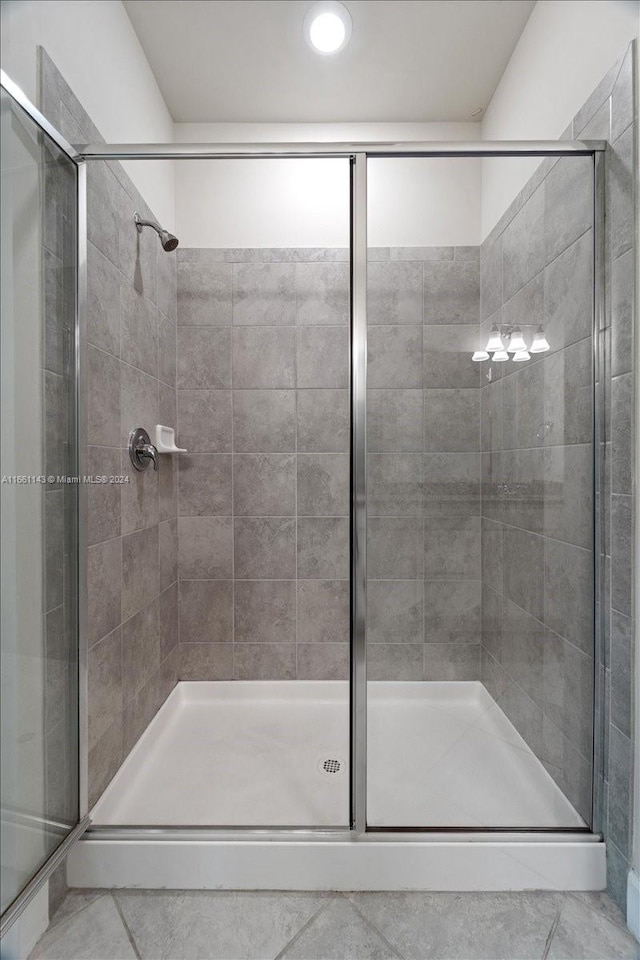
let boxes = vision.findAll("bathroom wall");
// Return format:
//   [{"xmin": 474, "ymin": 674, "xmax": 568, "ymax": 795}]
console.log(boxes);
[
  {"xmin": 479, "ymin": 151, "xmax": 595, "ymax": 825},
  {"xmin": 174, "ymin": 124, "xmax": 481, "ymax": 248},
  {"xmin": 480, "ymin": 42, "xmax": 636, "ymax": 908},
  {"xmin": 176, "ymin": 247, "xmax": 350, "ymax": 681},
  {"xmin": 175, "ymin": 243, "xmax": 482, "ymax": 681},
  {"xmin": 366, "ymin": 245, "xmax": 482, "ymax": 681},
  {"xmin": 39, "ymin": 51, "xmax": 180, "ymax": 806},
  {"xmin": 1, "ymin": 0, "xmax": 176, "ymax": 229},
  {"xmin": 481, "ymin": 0, "xmax": 639, "ymax": 235}
]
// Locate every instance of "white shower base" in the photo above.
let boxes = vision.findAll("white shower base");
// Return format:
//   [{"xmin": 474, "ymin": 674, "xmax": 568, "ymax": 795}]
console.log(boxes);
[
  {"xmin": 90, "ymin": 680, "xmax": 585, "ymax": 830},
  {"xmin": 70, "ymin": 681, "xmax": 605, "ymax": 892}
]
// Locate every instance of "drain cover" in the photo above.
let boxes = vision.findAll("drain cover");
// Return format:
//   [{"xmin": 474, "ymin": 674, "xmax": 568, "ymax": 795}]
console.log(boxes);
[{"xmin": 317, "ymin": 756, "xmax": 346, "ymax": 777}]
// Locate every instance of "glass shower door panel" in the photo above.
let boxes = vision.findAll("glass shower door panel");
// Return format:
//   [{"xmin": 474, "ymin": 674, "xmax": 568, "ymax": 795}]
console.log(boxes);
[
  {"xmin": 365, "ymin": 155, "xmax": 595, "ymax": 830},
  {"xmin": 1, "ymin": 89, "xmax": 79, "ymax": 914}
]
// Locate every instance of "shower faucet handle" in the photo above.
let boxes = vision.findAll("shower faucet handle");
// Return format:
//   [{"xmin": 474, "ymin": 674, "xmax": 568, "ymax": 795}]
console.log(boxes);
[{"xmin": 129, "ymin": 427, "xmax": 158, "ymax": 472}]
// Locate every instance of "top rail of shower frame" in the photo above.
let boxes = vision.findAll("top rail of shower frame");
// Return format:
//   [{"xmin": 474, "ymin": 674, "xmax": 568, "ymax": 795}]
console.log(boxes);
[
  {"xmin": 0, "ymin": 70, "xmax": 606, "ymax": 161},
  {"xmin": 73, "ymin": 140, "xmax": 606, "ymax": 160}
]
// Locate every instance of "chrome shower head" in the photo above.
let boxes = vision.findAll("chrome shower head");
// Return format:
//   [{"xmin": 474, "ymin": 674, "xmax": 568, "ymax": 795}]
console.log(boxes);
[{"xmin": 134, "ymin": 212, "xmax": 179, "ymax": 252}]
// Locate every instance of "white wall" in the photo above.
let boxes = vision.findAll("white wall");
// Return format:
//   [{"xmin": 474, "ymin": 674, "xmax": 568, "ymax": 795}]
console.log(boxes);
[
  {"xmin": 481, "ymin": 0, "xmax": 639, "ymax": 237},
  {"xmin": 175, "ymin": 122, "xmax": 482, "ymax": 248},
  {"xmin": 0, "ymin": 0, "xmax": 175, "ymax": 228}
]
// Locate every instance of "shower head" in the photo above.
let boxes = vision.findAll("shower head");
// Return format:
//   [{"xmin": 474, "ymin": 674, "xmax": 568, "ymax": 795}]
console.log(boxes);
[{"xmin": 134, "ymin": 212, "xmax": 179, "ymax": 252}]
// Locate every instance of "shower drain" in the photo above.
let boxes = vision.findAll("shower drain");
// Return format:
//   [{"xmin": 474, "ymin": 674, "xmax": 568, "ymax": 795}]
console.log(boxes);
[{"xmin": 317, "ymin": 756, "xmax": 346, "ymax": 777}]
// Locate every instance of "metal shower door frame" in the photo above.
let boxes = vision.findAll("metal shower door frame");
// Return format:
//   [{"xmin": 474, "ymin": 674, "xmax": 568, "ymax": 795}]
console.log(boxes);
[
  {"xmin": 0, "ymin": 69, "xmax": 90, "ymax": 938},
  {"xmin": 0, "ymin": 64, "xmax": 608, "ymax": 852},
  {"xmin": 75, "ymin": 139, "xmax": 605, "ymax": 839}
]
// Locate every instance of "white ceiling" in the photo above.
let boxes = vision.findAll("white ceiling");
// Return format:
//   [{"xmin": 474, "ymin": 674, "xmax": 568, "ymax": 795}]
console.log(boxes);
[{"xmin": 123, "ymin": 0, "xmax": 536, "ymax": 123}]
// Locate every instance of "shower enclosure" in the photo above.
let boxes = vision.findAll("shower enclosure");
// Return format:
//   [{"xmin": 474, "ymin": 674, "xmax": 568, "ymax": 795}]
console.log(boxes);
[{"xmin": 1, "ymin": 62, "xmax": 608, "ymax": 926}]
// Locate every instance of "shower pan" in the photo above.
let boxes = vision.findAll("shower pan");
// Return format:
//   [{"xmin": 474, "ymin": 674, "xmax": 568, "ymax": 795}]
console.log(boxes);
[{"xmin": 0, "ymin": 65, "xmax": 609, "ymax": 926}]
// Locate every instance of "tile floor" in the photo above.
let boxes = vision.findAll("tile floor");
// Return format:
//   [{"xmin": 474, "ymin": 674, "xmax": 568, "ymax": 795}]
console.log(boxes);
[{"xmin": 29, "ymin": 888, "xmax": 639, "ymax": 960}]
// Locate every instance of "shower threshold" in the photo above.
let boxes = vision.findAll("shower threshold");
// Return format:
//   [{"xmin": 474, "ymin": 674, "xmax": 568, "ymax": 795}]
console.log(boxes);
[{"xmin": 71, "ymin": 681, "xmax": 605, "ymax": 891}]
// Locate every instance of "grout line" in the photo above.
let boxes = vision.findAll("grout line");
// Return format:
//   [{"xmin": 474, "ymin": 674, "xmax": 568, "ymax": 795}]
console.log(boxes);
[
  {"xmin": 272, "ymin": 897, "xmax": 335, "ymax": 960},
  {"xmin": 111, "ymin": 893, "xmax": 143, "ymax": 960},
  {"xmin": 45, "ymin": 890, "xmax": 108, "ymax": 933},
  {"xmin": 342, "ymin": 893, "xmax": 407, "ymax": 959},
  {"xmin": 540, "ymin": 906, "xmax": 562, "ymax": 960}
]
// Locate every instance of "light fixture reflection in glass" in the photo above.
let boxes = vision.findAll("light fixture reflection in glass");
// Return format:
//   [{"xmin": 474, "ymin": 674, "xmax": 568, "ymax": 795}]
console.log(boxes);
[
  {"xmin": 530, "ymin": 327, "xmax": 551, "ymax": 353},
  {"xmin": 507, "ymin": 327, "xmax": 527, "ymax": 352},
  {"xmin": 492, "ymin": 349, "xmax": 509, "ymax": 362},
  {"xmin": 472, "ymin": 350, "xmax": 490, "ymax": 362},
  {"xmin": 304, "ymin": 1, "xmax": 352, "ymax": 54},
  {"xmin": 512, "ymin": 350, "xmax": 531, "ymax": 362},
  {"xmin": 486, "ymin": 326, "xmax": 504, "ymax": 352}
]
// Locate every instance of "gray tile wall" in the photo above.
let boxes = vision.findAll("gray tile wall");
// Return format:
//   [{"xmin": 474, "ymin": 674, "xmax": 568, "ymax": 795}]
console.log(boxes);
[
  {"xmin": 479, "ymin": 42, "xmax": 636, "ymax": 911},
  {"xmin": 571, "ymin": 42, "xmax": 636, "ymax": 912},
  {"xmin": 367, "ymin": 247, "xmax": 482, "ymax": 681},
  {"xmin": 176, "ymin": 246, "xmax": 482, "ymax": 681},
  {"xmin": 176, "ymin": 248, "xmax": 351, "ymax": 680},
  {"xmin": 479, "ymin": 153, "xmax": 596, "ymax": 826},
  {"xmin": 40, "ymin": 50, "xmax": 179, "ymax": 806}
]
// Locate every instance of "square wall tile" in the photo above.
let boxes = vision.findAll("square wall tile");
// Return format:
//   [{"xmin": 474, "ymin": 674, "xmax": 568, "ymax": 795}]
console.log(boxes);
[
  {"xmin": 424, "ymin": 643, "xmax": 480, "ymax": 680},
  {"xmin": 367, "ymin": 454, "xmax": 423, "ymax": 517},
  {"xmin": 234, "ymin": 643, "xmax": 296, "ymax": 680},
  {"xmin": 424, "ymin": 517, "xmax": 481, "ymax": 580},
  {"xmin": 296, "ymin": 262, "xmax": 349, "ymax": 325},
  {"xmin": 368, "ymin": 261, "xmax": 422, "ymax": 325},
  {"xmin": 232, "ymin": 327, "xmax": 295, "ymax": 388},
  {"xmin": 297, "ymin": 389, "xmax": 350, "ymax": 452},
  {"xmin": 297, "ymin": 643, "xmax": 349, "ymax": 680},
  {"xmin": 297, "ymin": 454, "xmax": 349, "ymax": 517},
  {"xmin": 178, "ymin": 516, "xmax": 233, "ymax": 579},
  {"xmin": 177, "ymin": 260, "xmax": 232, "ymax": 326},
  {"xmin": 297, "ymin": 580, "xmax": 349, "ymax": 644},
  {"xmin": 180, "ymin": 642, "xmax": 233, "ymax": 680},
  {"xmin": 367, "ymin": 517, "xmax": 423, "ymax": 579},
  {"xmin": 367, "ymin": 580, "xmax": 423, "ymax": 644},
  {"xmin": 233, "ymin": 262, "xmax": 295, "ymax": 325},
  {"xmin": 178, "ymin": 454, "xmax": 232, "ymax": 516},
  {"xmin": 122, "ymin": 600, "xmax": 159, "ymax": 703},
  {"xmin": 235, "ymin": 580, "xmax": 296, "ymax": 644},
  {"xmin": 179, "ymin": 580, "xmax": 233, "ymax": 644},
  {"xmin": 368, "ymin": 326, "xmax": 423, "ymax": 388},
  {"xmin": 423, "ymin": 325, "xmax": 481, "ymax": 390},
  {"xmin": 88, "ymin": 346, "xmax": 120, "ymax": 447},
  {"xmin": 234, "ymin": 454, "xmax": 296, "ymax": 516},
  {"xmin": 297, "ymin": 517, "xmax": 349, "ymax": 579},
  {"xmin": 177, "ymin": 327, "xmax": 232, "ymax": 389},
  {"xmin": 424, "ymin": 388, "xmax": 480, "ymax": 453},
  {"xmin": 122, "ymin": 525, "xmax": 159, "ymax": 621},
  {"xmin": 87, "ymin": 537, "xmax": 121, "ymax": 645},
  {"xmin": 297, "ymin": 327, "xmax": 349, "ymax": 387},
  {"xmin": 233, "ymin": 390, "xmax": 296, "ymax": 452},
  {"xmin": 178, "ymin": 390, "xmax": 232, "ymax": 453},
  {"xmin": 367, "ymin": 643, "xmax": 423, "ymax": 680},
  {"xmin": 234, "ymin": 517, "xmax": 296, "ymax": 579},
  {"xmin": 367, "ymin": 389, "xmax": 423, "ymax": 453},
  {"xmin": 423, "ymin": 261, "xmax": 479, "ymax": 324},
  {"xmin": 424, "ymin": 580, "xmax": 481, "ymax": 643}
]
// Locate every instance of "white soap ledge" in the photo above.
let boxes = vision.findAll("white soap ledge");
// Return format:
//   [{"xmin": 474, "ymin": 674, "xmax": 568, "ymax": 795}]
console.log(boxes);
[{"xmin": 155, "ymin": 424, "xmax": 187, "ymax": 454}]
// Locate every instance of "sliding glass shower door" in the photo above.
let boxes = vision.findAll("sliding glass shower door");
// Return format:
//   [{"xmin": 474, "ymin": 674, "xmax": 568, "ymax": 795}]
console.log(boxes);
[
  {"xmin": 364, "ymin": 155, "xmax": 596, "ymax": 830},
  {"xmin": 0, "ymin": 84, "xmax": 81, "ymax": 920}
]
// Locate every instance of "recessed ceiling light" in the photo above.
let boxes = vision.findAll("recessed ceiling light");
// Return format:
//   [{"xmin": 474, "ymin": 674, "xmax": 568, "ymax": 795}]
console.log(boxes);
[{"xmin": 304, "ymin": 1, "xmax": 352, "ymax": 55}]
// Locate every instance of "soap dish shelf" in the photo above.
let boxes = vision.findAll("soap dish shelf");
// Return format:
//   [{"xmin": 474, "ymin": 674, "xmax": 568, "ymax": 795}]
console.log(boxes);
[{"xmin": 155, "ymin": 424, "xmax": 187, "ymax": 454}]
